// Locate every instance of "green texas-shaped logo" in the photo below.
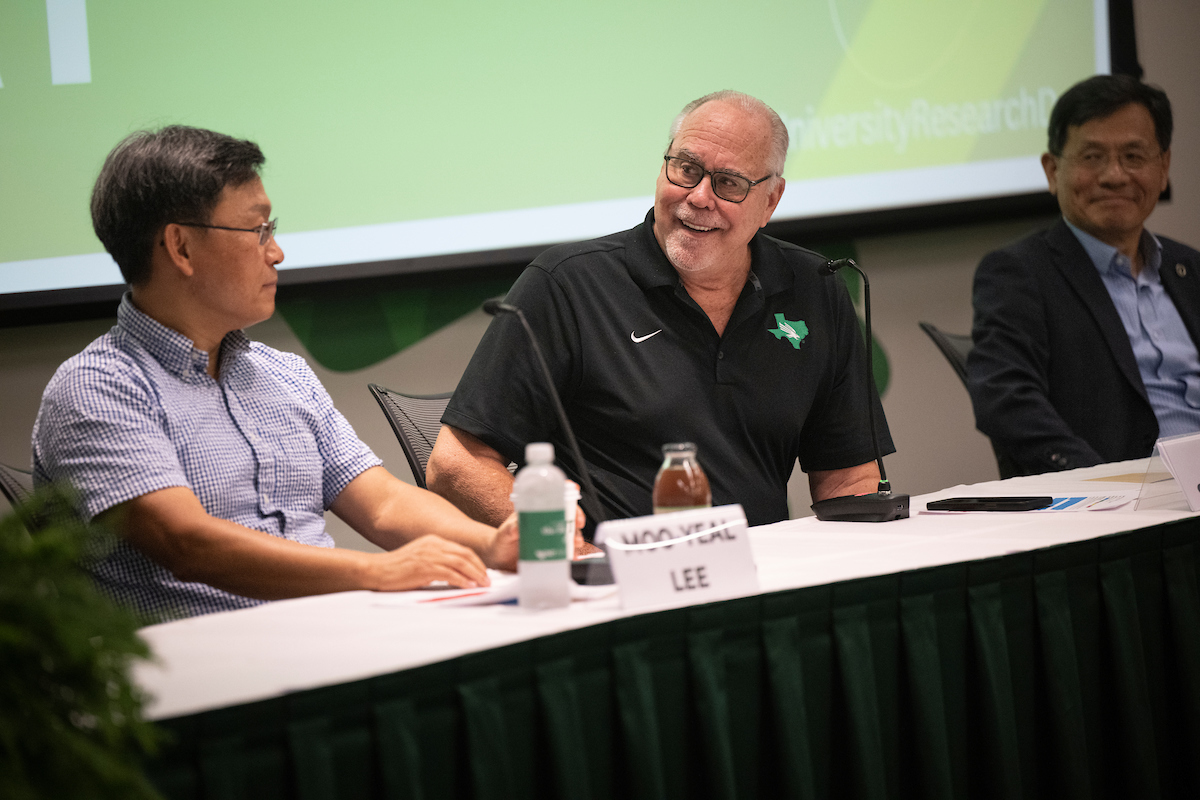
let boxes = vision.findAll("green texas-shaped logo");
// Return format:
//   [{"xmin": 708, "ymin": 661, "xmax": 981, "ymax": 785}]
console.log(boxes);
[{"xmin": 768, "ymin": 314, "xmax": 808, "ymax": 350}]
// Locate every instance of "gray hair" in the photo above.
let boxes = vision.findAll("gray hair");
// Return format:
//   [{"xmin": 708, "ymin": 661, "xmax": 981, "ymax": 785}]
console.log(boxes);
[
  {"xmin": 667, "ymin": 90, "xmax": 789, "ymax": 177},
  {"xmin": 90, "ymin": 125, "xmax": 265, "ymax": 285}
]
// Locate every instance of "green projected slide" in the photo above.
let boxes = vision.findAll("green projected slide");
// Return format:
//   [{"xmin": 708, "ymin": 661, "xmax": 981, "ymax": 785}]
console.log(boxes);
[{"xmin": 0, "ymin": 0, "xmax": 1107, "ymax": 298}]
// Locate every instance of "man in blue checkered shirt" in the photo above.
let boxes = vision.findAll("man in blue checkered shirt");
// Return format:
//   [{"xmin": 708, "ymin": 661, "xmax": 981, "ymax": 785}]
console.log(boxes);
[{"xmin": 32, "ymin": 126, "xmax": 538, "ymax": 621}]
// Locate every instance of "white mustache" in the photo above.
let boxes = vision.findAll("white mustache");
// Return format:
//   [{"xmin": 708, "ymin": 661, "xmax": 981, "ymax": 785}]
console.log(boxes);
[{"xmin": 676, "ymin": 214, "xmax": 723, "ymax": 232}]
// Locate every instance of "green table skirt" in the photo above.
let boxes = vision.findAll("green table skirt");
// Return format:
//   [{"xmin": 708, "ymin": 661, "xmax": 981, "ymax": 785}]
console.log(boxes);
[{"xmin": 149, "ymin": 517, "xmax": 1200, "ymax": 800}]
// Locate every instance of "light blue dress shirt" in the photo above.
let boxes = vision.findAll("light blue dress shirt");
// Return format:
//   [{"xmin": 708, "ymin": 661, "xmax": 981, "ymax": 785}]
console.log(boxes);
[
  {"xmin": 1065, "ymin": 219, "xmax": 1200, "ymax": 438},
  {"xmin": 33, "ymin": 294, "xmax": 382, "ymax": 620}
]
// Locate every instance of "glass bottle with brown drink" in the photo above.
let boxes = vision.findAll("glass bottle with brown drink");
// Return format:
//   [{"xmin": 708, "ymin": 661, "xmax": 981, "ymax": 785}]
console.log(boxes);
[{"xmin": 652, "ymin": 442, "xmax": 712, "ymax": 513}]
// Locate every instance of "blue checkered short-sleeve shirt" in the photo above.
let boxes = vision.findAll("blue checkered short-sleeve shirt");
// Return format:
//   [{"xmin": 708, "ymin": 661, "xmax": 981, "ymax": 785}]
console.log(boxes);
[{"xmin": 32, "ymin": 294, "xmax": 381, "ymax": 621}]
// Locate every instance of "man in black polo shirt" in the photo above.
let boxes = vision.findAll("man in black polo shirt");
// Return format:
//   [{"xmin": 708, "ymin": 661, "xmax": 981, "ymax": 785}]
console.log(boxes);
[{"xmin": 427, "ymin": 91, "xmax": 893, "ymax": 528}]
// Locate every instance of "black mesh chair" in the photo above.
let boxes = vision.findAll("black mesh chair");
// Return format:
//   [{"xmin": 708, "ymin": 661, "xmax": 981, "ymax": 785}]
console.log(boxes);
[
  {"xmin": 918, "ymin": 321, "xmax": 1020, "ymax": 478},
  {"xmin": 0, "ymin": 462, "xmax": 35, "ymax": 509},
  {"xmin": 918, "ymin": 321, "xmax": 972, "ymax": 383},
  {"xmin": 368, "ymin": 385, "xmax": 453, "ymax": 489}
]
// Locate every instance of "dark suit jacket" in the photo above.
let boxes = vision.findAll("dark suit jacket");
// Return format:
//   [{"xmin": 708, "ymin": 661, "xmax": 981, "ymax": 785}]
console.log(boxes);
[{"xmin": 967, "ymin": 219, "xmax": 1200, "ymax": 477}]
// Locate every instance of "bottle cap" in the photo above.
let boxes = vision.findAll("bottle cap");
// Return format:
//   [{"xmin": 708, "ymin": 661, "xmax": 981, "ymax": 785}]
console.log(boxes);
[
  {"xmin": 525, "ymin": 442, "xmax": 555, "ymax": 463},
  {"xmin": 662, "ymin": 442, "xmax": 697, "ymax": 454}
]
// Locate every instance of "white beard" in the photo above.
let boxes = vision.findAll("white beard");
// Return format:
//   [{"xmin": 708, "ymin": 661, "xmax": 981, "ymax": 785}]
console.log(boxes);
[{"xmin": 662, "ymin": 229, "xmax": 718, "ymax": 274}]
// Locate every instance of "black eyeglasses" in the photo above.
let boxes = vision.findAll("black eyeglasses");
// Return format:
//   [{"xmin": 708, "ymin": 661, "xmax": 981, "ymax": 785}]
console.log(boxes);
[
  {"xmin": 175, "ymin": 218, "xmax": 278, "ymax": 246},
  {"xmin": 663, "ymin": 156, "xmax": 773, "ymax": 203}
]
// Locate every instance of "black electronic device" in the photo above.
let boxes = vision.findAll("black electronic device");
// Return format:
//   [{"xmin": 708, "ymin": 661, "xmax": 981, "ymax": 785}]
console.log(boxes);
[
  {"xmin": 926, "ymin": 496, "xmax": 1054, "ymax": 512},
  {"xmin": 482, "ymin": 299, "xmax": 606, "ymax": 537},
  {"xmin": 571, "ymin": 558, "xmax": 614, "ymax": 586},
  {"xmin": 810, "ymin": 258, "xmax": 911, "ymax": 523}
]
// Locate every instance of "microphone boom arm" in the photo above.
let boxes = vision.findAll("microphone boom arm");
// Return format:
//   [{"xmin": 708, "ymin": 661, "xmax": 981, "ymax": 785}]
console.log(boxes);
[
  {"xmin": 812, "ymin": 259, "xmax": 909, "ymax": 522},
  {"xmin": 823, "ymin": 259, "xmax": 889, "ymax": 492},
  {"xmin": 483, "ymin": 300, "xmax": 607, "ymax": 533}
]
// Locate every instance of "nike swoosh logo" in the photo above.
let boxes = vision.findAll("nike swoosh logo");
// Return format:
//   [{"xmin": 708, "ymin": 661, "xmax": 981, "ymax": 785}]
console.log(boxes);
[{"xmin": 631, "ymin": 329, "xmax": 663, "ymax": 343}]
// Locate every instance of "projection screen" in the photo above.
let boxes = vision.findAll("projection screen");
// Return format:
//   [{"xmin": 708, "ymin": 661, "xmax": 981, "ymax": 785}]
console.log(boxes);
[{"xmin": 0, "ymin": 0, "xmax": 1113, "ymax": 307}]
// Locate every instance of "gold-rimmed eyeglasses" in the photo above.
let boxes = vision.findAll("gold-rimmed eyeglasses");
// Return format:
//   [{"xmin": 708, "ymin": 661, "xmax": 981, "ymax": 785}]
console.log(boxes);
[{"xmin": 1062, "ymin": 148, "xmax": 1163, "ymax": 175}]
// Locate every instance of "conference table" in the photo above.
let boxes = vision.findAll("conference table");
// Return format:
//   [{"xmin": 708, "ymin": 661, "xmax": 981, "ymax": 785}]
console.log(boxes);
[{"xmin": 140, "ymin": 460, "xmax": 1200, "ymax": 799}]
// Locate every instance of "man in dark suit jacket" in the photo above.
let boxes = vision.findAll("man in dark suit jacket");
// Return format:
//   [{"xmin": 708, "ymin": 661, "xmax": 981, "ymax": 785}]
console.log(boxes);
[{"xmin": 968, "ymin": 75, "xmax": 1200, "ymax": 477}]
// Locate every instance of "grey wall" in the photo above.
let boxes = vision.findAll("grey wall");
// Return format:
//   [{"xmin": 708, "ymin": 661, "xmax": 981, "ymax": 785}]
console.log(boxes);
[{"xmin": 2, "ymin": 0, "xmax": 1197, "ymax": 552}]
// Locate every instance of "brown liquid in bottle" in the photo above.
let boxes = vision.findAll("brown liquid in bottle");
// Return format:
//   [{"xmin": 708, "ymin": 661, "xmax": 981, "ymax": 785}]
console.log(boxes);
[{"xmin": 652, "ymin": 443, "xmax": 712, "ymax": 513}]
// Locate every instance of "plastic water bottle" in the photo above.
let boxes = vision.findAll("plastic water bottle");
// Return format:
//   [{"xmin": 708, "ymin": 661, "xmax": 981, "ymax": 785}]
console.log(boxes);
[{"xmin": 513, "ymin": 443, "xmax": 570, "ymax": 609}]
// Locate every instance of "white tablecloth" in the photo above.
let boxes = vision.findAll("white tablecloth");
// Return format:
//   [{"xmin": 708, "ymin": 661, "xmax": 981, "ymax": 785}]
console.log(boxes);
[{"xmin": 134, "ymin": 458, "xmax": 1194, "ymax": 720}]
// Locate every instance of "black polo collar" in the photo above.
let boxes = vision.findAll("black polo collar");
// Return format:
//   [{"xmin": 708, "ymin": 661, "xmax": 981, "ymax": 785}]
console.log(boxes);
[
  {"xmin": 626, "ymin": 209, "xmax": 795, "ymax": 299},
  {"xmin": 625, "ymin": 210, "xmax": 681, "ymax": 291}
]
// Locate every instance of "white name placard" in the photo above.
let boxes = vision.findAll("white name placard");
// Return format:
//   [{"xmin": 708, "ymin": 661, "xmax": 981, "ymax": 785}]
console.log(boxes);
[
  {"xmin": 1154, "ymin": 431, "xmax": 1200, "ymax": 511},
  {"xmin": 595, "ymin": 505, "xmax": 758, "ymax": 611}
]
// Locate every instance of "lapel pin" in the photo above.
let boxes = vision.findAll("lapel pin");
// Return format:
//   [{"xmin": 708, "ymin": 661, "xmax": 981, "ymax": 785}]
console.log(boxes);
[{"xmin": 1177, "ymin": 263, "xmax": 1188, "ymax": 278}]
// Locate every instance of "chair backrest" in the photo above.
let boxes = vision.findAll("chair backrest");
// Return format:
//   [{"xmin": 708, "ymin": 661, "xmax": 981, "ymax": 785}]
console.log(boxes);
[
  {"xmin": 918, "ymin": 321, "xmax": 972, "ymax": 387},
  {"xmin": 0, "ymin": 462, "xmax": 35, "ymax": 509},
  {"xmin": 367, "ymin": 385, "xmax": 453, "ymax": 489},
  {"xmin": 917, "ymin": 322, "xmax": 1024, "ymax": 478}
]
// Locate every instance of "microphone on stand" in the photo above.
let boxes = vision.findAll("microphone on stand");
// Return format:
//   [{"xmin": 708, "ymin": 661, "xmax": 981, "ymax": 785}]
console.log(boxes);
[
  {"xmin": 810, "ymin": 258, "xmax": 910, "ymax": 523},
  {"xmin": 482, "ymin": 299, "xmax": 608, "ymax": 538}
]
